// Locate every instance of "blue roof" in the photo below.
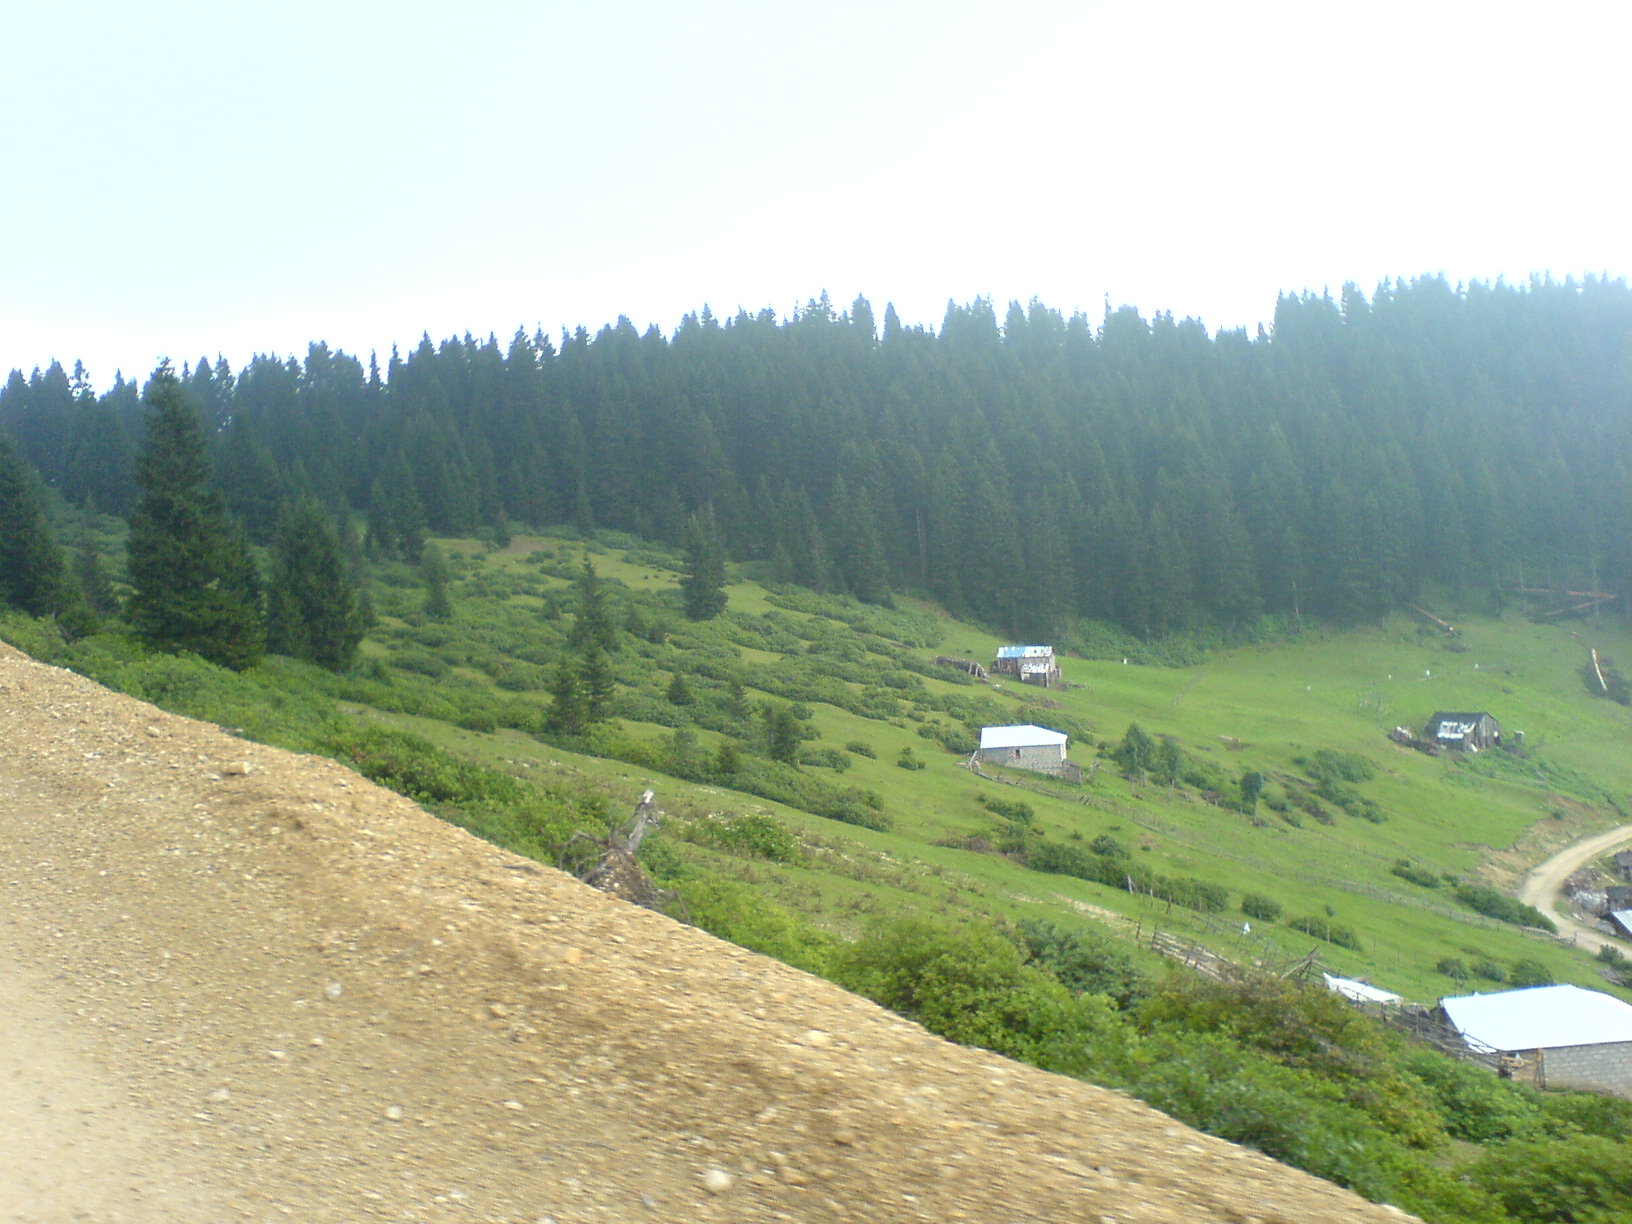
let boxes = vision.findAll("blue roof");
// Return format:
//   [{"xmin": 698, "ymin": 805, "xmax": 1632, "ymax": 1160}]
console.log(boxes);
[{"xmin": 995, "ymin": 645, "xmax": 1052, "ymax": 659}]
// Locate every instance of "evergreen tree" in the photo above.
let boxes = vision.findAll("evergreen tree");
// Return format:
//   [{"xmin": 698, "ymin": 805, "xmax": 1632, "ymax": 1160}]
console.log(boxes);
[
  {"xmin": 763, "ymin": 702, "xmax": 803, "ymax": 764},
  {"xmin": 679, "ymin": 505, "xmax": 728, "ymax": 620},
  {"xmin": 265, "ymin": 499, "xmax": 372, "ymax": 670},
  {"xmin": 74, "ymin": 538, "xmax": 119, "ymax": 617},
  {"xmin": 125, "ymin": 366, "xmax": 264, "ymax": 669},
  {"xmin": 420, "ymin": 542, "xmax": 453, "ymax": 620},
  {"xmin": 546, "ymin": 655, "xmax": 588, "ymax": 734},
  {"xmin": 0, "ymin": 435, "xmax": 78, "ymax": 619},
  {"xmin": 580, "ymin": 644, "xmax": 616, "ymax": 723},
  {"xmin": 570, "ymin": 558, "xmax": 617, "ymax": 653}
]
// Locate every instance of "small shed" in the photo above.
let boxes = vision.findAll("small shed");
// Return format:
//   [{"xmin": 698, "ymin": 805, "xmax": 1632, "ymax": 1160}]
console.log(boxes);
[
  {"xmin": 978, "ymin": 724, "xmax": 1071, "ymax": 777},
  {"xmin": 1438, "ymin": 984, "xmax": 1632, "ymax": 1096},
  {"xmin": 1424, "ymin": 711, "xmax": 1502, "ymax": 752},
  {"xmin": 1609, "ymin": 910, "xmax": 1632, "ymax": 940},
  {"xmin": 1615, "ymin": 850, "xmax": 1632, "ymax": 882},
  {"xmin": 992, "ymin": 645, "xmax": 1061, "ymax": 688},
  {"xmin": 1323, "ymin": 974, "xmax": 1403, "ymax": 1009}
]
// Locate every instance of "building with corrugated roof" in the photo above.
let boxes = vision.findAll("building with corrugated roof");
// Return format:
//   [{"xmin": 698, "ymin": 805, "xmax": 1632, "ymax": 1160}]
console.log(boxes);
[
  {"xmin": 977, "ymin": 724, "xmax": 1072, "ymax": 777},
  {"xmin": 1438, "ymin": 984, "xmax": 1632, "ymax": 1096},
  {"xmin": 991, "ymin": 645, "xmax": 1061, "ymax": 689},
  {"xmin": 1424, "ymin": 711, "xmax": 1502, "ymax": 752}
]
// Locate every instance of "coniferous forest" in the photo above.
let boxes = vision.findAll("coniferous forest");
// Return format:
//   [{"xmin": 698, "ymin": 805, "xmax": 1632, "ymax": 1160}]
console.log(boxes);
[{"xmin": 3, "ymin": 274, "xmax": 1631, "ymax": 642}]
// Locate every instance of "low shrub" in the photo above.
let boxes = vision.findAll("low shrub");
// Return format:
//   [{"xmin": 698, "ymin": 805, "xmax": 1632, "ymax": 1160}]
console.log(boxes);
[
  {"xmin": 1241, "ymin": 893, "xmax": 1283, "ymax": 922},
  {"xmin": 1287, "ymin": 915, "xmax": 1363, "ymax": 951},
  {"xmin": 1453, "ymin": 884, "xmax": 1558, "ymax": 932},
  {"xmin": 1391, "ymin": 859, "xmax": 1442, "ymax": 889},
  {"xmin": 980, "ymin": 795, "xmax": 1035, "ymax": 824}
]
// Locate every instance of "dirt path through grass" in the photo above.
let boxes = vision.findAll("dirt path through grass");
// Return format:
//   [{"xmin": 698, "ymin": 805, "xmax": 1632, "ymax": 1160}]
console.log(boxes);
[{"xmin": 1517, "ymin": 823, "xmax": 1632, "ymax": 953}]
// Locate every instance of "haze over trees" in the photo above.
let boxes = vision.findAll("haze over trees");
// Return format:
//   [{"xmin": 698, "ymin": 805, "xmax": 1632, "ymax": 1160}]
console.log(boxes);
[{"xmin": 3, "ymin": 275, "xmax": 1631, "ymax": 640}]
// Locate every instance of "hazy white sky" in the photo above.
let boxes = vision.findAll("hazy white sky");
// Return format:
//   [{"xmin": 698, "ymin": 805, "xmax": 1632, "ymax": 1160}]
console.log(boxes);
[{"xmin": 3, "ymin": 1, "xmax": 1627, "ymax": 388}]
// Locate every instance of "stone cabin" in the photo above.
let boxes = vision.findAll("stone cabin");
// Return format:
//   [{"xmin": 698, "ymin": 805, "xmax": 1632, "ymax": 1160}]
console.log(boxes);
[
  {"xmin": 991, "ymin": 645, "xmax": 1061, "ymax": 689},
  {"xmin": 1438, "ymin": 984, "xmax": 1632, "ymax": 1097},
  {"xmin": 978, "ymin": 724, "xmax": 1073, "ymax": 778},
  {"xmin": 1424, "ymin": 711, "xmax": 1502, "ymax": 752}
]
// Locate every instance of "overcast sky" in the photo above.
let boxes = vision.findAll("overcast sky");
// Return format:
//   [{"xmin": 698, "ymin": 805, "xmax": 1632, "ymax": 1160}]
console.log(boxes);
[{"xmin": 4, "ymin": 1, "xmax": 1627, "ymax": 389}]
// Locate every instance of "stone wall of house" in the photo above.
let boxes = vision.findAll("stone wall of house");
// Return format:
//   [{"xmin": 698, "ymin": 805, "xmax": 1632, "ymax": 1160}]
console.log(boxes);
[
  {"xmin": 1538, "ymin": 1041, "xmax": 1632, "ymax": 1098},
  {"xmin": 979, "ymin": 744, "xmax": 1067, "ymax": 776}
]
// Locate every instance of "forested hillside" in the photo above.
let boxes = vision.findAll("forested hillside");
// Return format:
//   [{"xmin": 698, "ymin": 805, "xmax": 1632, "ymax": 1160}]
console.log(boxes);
[{"xmin": 5, "ymin": 274, "xmax": 1630, "ymax": 638}]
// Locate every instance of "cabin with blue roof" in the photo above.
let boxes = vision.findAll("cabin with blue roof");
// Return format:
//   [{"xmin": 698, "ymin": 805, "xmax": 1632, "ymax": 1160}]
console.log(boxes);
[{"xmin": 991, "ymin": 645, "xmax": 1060, "ymax": 689}]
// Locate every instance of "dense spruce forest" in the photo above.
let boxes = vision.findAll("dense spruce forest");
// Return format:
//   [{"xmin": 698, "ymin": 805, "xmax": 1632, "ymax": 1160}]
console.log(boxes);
[{"xmin": 4, "ymin": 274, "xmax": 1631, "ymax": 639}]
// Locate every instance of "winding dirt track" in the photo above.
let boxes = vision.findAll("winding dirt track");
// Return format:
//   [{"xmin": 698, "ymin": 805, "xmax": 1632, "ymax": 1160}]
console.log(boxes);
[
  {"xmin": 1517, "ymin": 823, "xmax": 1632, "ymax": 954},
  {"xmin": 0, "ymin": 643, "xmax": 1417, "ymax": 1223}
]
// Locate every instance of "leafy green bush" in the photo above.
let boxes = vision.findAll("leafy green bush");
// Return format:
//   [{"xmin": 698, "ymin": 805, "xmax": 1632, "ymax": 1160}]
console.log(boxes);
[
  {"xmin": 1089, "ymin": 833, "xmax": 1129, "ymax": 859},
  {"xmin": 685, "ymin": 812, "xmax": 804, "ymax": 863},
  {"xmin": 980, "ymin": 795, "xmax": 1035, "ymax": 824},
  {"xmin": 843, "ymin": 739, "xmax": 876, "ymax": 758},
  {"xmin": 1287, "ymin": 915, "xmax": 1363, "ymax": 950},
  {"xmin": 1508, "ymin": 958, "xmax": 1554, "ymax": 988},
  {"xmin": 1391, "ymin": 859, "xmax": 1442, "ymax": 888},
  {"xmin": 1241, "ymin": 892, "xmax": 1283, "ymax": 922},
  {"xmin": 1436, "ymin": 957, "xmax": 1469, "ymax": 980},
  {"xmin": 1454, "ymin": 883, "xmax": 1558, "ymax": 932},
  {"xmin": 1018, "ymin": 919, "xmax": 1149, "ymax": 1007},
  {"xmin": 833, "ymin": 917, "xmax": 1090, "ymax": 1060},
  {"xmin": 896, "ymin": 747, "xmax": 926, "ymax": 770},
  {"xmin": 1473, "ymin": 959, "xmax": 1508, "ymax": 983},
  {"xmin": 1469, "ymin": 1134, "xmax": 1632, "ymax": 1224}
]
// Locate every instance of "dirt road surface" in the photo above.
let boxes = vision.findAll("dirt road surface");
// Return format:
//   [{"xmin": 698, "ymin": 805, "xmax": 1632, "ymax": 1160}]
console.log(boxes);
[
  {"xmin": 1517, "ymin": 822, "xmax": 1632, "ymax": 954},
  {"xmin": 0, "ymin": 643, "xmax": 1418, "ymax": 1223}
]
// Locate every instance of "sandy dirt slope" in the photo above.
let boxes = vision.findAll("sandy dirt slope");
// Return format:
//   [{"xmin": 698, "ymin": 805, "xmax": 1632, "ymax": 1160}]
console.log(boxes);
[{"xmin": 0, "ymin": 643, "xmax": 1417, "ymax": 1223}]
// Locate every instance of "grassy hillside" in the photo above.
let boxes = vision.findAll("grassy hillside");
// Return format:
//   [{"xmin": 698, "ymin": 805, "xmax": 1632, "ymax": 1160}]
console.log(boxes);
[
  {"xmin": 14, "ymin": 526, "xmax": 1632, "ymax": 1001},
  {"xmin": 11, "ymin": 526, "xmax": 1632, "ymax": 1224}
]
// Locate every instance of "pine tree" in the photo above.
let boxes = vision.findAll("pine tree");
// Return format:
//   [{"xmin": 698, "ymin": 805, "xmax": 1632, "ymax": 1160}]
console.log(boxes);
[
  {"xmin": 125, "ymin": 366, "xmax": 264, "ymax": 669},
  {"xmin": 763, "ymin": 702, "xmax": 803, "ymax": 764},
  {"xmin": 570, "ymin": 558, "xmax": 617, "ymax": 653},
  {"xmin": 546, "ymin": 656, "xmax": 588, "ymax": 734},
  {"xmin": 0, "ymin": 435, "xmax": 78, "ymax": 618},
  {"xmin": 265, "ymin": 499, "xmax": 372, "ymax": 670},
  {"xmin": 679, "ymin": 506, "xmax": 728, "ymax": 620},
  {"xmin": 420, "ymin": 542, "xmax": 453, "ymax": 620}
]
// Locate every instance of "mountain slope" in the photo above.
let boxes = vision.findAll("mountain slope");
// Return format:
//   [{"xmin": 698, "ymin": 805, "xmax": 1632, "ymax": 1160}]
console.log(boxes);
[{"xmin": 0, "ymin": 642, "xmax": 1417, "ymax": 1222}]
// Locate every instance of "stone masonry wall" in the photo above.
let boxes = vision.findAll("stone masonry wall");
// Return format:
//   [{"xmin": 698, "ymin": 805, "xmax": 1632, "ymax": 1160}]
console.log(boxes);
[{"xmin": 1539, "ymin": 1041, "xmax": 1632, "ymax": 1098}]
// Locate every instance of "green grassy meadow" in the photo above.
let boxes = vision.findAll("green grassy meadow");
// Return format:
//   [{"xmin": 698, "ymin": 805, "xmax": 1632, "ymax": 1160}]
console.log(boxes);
[
  {"xmin": 333, "ymin": 531, "xmax": 1632, "ymax": 1006},
  {"xmin": 16, "ymin": 525, "xmax": 1632, "ymax": 1221}
]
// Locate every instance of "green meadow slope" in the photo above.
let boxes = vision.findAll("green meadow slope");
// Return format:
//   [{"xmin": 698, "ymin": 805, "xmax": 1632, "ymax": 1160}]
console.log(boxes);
[
  {"xmin": 13, "ymin": 527, "xmax": 1632, "ymax": 1222},
  {"xmin": 283, "ymin": 534, "xmax": 1632, "ymax": 1002}
]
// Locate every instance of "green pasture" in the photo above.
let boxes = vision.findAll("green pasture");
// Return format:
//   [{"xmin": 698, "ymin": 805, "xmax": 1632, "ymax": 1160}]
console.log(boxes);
[{"xmin": 336, "ymin": 533, "xmax": 1632, "ymax": 1008}]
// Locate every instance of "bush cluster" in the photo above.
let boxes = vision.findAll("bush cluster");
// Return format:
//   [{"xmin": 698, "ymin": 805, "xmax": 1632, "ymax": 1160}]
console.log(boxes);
[{"xmin": 1453, "ymin": 883, "xmax": 1558, "ymax": 933}]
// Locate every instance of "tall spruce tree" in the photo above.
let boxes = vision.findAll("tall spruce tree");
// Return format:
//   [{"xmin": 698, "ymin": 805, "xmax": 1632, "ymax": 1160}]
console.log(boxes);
[
  {"xmin": 265, "ymin": 498, "xmax": 372, "ymax": 670},
  {"xmin": 0, "ymin": 434, "xmax": 78, "ymax": 619},
  {"xmin": 420, "ymin": 542, "xmax": 453, "ymax": 620},
  {"xmin": 679, "ymin": 505, "xmax": 728, "ymax": 620},
  {"xmin": 125, "ymin": 366, "xmax": 264, "ymax": 669}
]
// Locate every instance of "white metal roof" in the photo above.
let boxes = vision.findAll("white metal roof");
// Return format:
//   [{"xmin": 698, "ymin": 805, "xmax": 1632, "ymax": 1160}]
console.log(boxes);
[
  {"xmin": 1323, "ymin": 973, "xmax": 1403, "ymax": 1005},
  {"xmin": 1441, "ymin": 984, "xmax": 1632, "ymax": 1052},
  {"xmin": 979, "ymin": 724, "xmax": 1068, "ymax": 750},
  {"xmin": 994, "ymin": 645, "xmax": 1054, "ymax": 659}
]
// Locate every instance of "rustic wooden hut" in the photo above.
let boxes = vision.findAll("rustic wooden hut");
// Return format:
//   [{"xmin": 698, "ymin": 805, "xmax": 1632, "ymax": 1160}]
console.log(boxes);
[
  {"xmin": 991, "ymin": 645, "xmax": 1061, "ymax": 688},
  {"xmin": 1424, "ymin": 711, "xmax": 1502, "ymax": 752}
]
